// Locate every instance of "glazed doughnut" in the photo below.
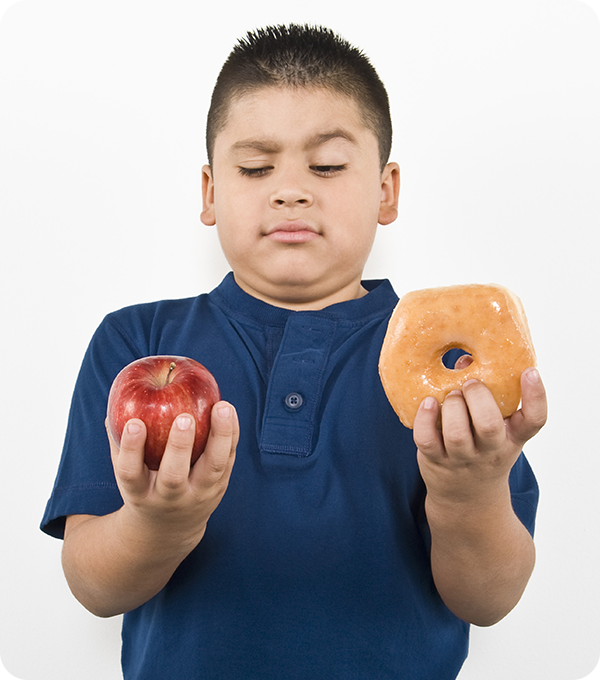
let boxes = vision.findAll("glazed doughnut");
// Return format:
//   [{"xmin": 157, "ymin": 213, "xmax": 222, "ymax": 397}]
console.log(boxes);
[{"xmin": 378, "ymin": 284, "xmax": 536, "ymax": 428}]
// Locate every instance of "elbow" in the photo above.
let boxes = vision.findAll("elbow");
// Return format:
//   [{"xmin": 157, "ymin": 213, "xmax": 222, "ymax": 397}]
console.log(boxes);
[
  {"xmin": 466, "ymin": 610, "xmax": 510, "ymax": 628},
  {"xmin": 62, "ymin": 558, "xmax": 125, "ymax": 619},
  {"xmin": 447, "ymin": 592, "xmax": 525, "ymax": 628},
  {"xmin": 81, "ymin": 600, "xmax": 125, "ymax": 619},
  {"xmin": 65, "ymin": 580, "xmax": 125, "ymax": 619}
]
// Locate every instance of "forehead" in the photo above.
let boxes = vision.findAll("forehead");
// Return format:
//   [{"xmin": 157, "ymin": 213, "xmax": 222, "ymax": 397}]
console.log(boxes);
[{"xmin": 215, "ymin": 86, "xmax": 377, "ymax": 155}]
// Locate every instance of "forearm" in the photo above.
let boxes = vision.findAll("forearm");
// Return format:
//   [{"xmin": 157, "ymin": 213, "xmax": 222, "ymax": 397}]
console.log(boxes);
[
  {"xmin": 62, "ymin": 508, "xmax": 204, "ymax": 618},
  {"xmin": 60, "ymin": 404, "xmax": 237, "ymax": 618},
  {"xmin": 426, "ymin": 487, "xmax": 535, "ymax": 627}
]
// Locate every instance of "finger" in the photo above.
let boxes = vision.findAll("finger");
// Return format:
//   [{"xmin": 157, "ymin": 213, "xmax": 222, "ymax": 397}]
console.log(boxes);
[
  {"xmin": 454, "ymin": 353, "xmax": 473, "ymax": 370},
  {"xmin": 156, "ymin": 414, "xmax": 197, "ymax": 493},
  {"xmin": 506, "ymin": 368, "xmax": 548, "ymax": 445},
  {"xmin": 461, "ymin": 379, "xmax": 506, "ymax": 451},
  {"xmin": 413, "ymin": 397, "xmax": 445, "ymax": 458},
  {"xmin": 439, "ymin": 390, "xmax": 477, "ymax": 457},
  {"xmin": 109, "ymin": 418, "xmax": 150, "ymax": 495},
  {"xmin": 191, "ymin": 401, "xmax": 238, "ymax": 490}
]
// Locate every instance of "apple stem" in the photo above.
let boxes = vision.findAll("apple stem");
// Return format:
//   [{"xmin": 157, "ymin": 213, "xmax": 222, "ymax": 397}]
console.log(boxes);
[{"xmin": 167, "ymin": 362, "xmax": 176, "ymax": 385}]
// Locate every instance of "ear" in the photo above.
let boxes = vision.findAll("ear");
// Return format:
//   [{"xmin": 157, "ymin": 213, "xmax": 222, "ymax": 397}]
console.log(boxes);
[
  {"xmin": 200, "ymin": 164, "xmax": 216, "ymax": 226},
  {"xmin": 378, "ymin": 162, "xmax": 400, "ymax": 226}
]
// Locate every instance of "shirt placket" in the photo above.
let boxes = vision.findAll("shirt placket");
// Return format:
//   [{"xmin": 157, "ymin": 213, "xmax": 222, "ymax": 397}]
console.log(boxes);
[{"xmin": 259, "ymin": 314, "xmax": 337, "ymax": 457}]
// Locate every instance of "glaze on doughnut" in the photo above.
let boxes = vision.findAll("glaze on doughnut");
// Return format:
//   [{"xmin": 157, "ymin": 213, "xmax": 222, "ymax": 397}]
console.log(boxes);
[{"xmin": 378, "ymin": 284, "xmax": 536, "ymax": 428}]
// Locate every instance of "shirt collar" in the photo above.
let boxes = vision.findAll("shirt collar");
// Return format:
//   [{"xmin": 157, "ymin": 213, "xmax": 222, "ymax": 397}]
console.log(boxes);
[{"xmin": 210, "ymin": 272, "xmax": 398, "ymax": 327}]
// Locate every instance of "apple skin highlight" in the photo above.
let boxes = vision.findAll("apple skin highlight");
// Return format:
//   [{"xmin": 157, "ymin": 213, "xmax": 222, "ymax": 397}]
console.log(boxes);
[{"xmin": 107, "ymin": 355, "xmax": 220, "ymax": 470}]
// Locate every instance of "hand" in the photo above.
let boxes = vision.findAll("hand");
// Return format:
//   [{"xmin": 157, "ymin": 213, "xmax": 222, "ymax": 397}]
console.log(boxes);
[
  {"xmin": 413, "ymin": 367, "xmax": 547, "ymax": 507},
  {"xmin": 106, "ymin": 401, "xmax": 238, "ymax": 549}
]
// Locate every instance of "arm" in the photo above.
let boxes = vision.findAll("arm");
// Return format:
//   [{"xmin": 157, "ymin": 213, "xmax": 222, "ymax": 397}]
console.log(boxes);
[
  {"xmin": 61, "ymin": 402, "xmax": 238, "ymax": 618},
  {"xmin": 413, "ymin": 367, "xmax": 547, "ymax": 626}
]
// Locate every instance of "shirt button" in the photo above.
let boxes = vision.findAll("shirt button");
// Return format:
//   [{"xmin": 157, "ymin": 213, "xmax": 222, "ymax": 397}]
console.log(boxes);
[{"xmin": 284, "ymin": 392, "xmax": 304, "ymax": 410}]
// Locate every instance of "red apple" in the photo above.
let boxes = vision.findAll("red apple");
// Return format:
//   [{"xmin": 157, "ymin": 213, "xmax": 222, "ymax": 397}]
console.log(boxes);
[{"xmin": 106, "ymin": 355, "xmax": 220, "ymax": 470}]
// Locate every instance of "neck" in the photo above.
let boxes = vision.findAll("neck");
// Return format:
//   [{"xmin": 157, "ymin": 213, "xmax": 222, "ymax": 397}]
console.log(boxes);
[{"xmin": 233, "ymin": 274, "xmax": 368, "ymax": 311}]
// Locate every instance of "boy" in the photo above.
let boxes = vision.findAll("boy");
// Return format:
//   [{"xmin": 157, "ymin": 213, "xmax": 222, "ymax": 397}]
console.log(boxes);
[{"xmin": 41, "ymin": 24, "xmax": 547, "ymax": 679}]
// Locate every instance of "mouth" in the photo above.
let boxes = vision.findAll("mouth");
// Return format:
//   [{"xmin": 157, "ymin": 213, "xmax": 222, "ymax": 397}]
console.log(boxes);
[{"xmin": 265, "ymin": 221, "xmax": 320, "ymax": 244}]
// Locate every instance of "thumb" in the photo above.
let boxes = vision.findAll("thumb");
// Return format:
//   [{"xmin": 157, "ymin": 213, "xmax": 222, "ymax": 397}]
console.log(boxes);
[{"xmin": 506, "ymin": 368, "xmax": 548, "ymax": 446}]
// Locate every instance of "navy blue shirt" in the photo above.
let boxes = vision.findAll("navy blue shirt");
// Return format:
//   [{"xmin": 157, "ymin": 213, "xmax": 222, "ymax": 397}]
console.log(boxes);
[{"xmin": 41, "ymin": 274, "xmax": 539, "ymax": 680}]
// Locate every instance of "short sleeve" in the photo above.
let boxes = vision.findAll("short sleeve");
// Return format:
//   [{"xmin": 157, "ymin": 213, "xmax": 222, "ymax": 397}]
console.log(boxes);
[
  {"xmin": 509, "ymin": 452, "xmax": 539, "ymax": 537},
  {"xmin": 40, "ymin": 314, "xmax": 145, "ymax": 539}
]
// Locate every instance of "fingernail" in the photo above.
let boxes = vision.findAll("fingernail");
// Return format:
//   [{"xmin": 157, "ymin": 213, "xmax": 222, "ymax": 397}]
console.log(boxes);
[
  {"xmin": 526, "ymin": 368, "xmax": 540, "ymax": 383},
  {"xmin": 217, "ymin": 405, "xmax": 231, "ymax": 419},
  {"xmin": 176, "ymin": 415, "xmax": 192, "ymax": 430},
  {"xmin": 462, "ymin": 379, "xmax": 479, "ymax": 388},
  {"xmin": 422, "ymin": 397, "xmax": 437, "ymax": 410},
  {"xmin": 127, "ymin": 421, "xmax": 142, "ymax": 435}
]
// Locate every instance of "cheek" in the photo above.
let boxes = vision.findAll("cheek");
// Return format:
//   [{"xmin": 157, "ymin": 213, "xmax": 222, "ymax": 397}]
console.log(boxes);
[
  {"xmin": 334, "ymin": 181, "xmax": 381, "ymax": 227},
  {"xmin": 215, "ymin": 181, "xmax": 264, "ymax": 223},
  {"xmin": 214, "ymin": 211, "xmax": 259, "ymax": 267},
  {"xmin": 216, "ymin": 221, "xmax": 245, "ymax": 256}
]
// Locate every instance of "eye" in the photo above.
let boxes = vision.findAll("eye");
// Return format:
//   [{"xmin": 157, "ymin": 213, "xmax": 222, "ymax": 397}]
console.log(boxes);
[
  {"xmin": 238, "ymin": 166, "xmax": 272, "ymax": 178},
  {"xmin": 311, "ymin": 165, "xmax": 347, "ymax": 177}
]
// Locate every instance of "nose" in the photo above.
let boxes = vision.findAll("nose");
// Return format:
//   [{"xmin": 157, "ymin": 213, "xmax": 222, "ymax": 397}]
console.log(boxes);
[{"xmin": 269, "ymin": 170, "xmax": 313, "ymax": 209}]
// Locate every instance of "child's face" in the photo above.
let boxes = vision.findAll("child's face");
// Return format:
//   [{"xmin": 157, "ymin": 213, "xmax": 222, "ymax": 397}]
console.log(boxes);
[{"xmin": 201, "ymin": 86, "xmax": 399, "ymax": 310}]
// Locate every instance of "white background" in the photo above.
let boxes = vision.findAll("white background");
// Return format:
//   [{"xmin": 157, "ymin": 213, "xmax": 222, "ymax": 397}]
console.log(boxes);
[{"xmin": 1, "ymin": 0, "xmax": 599, "ymax": 678}]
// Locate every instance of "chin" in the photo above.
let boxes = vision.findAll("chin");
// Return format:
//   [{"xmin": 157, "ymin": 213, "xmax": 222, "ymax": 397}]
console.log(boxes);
[{"xmin": 253, "ymin": 263, "xmax": 320, "ymax": 292}]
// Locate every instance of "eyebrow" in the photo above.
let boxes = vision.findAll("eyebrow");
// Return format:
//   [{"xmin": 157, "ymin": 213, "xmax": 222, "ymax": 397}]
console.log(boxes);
[
  {"xmin": 229, "ymin": 128, "xmax": 358, "ymax": 155},
  {"xmin": 305, "ymin": 128, "xmax": 358, "ymax": 149}
]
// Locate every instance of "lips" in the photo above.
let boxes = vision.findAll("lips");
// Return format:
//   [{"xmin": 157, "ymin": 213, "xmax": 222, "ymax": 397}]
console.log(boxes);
[{"xmin": 265, "ymin": 221, "xmax": 320, "ymax": 244}]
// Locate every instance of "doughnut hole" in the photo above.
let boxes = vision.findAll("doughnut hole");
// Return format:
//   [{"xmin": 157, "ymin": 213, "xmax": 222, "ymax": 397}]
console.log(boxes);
[{"xmin": 442, "ymin": 348, "xmax": 473, "ymax": 370}]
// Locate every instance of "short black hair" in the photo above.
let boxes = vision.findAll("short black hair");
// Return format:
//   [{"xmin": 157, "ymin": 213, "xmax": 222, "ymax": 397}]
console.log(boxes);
[{"xmin": 206, "ymin": 24, "xmax": 392, "ymax": 171}]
